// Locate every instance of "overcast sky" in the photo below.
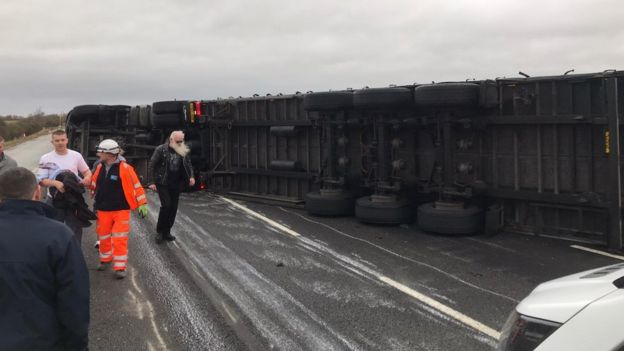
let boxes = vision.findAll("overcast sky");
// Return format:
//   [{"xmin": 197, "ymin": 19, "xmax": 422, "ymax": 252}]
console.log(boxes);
[{"xmin": 1, "ymin": 0, "xmax": 623, "ymax": 115}]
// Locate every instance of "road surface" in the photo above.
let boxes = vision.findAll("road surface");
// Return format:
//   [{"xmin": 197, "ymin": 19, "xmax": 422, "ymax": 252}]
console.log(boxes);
[{"xmin": 7, "ymin": 135, "xmax": 621, "ymax": 350}]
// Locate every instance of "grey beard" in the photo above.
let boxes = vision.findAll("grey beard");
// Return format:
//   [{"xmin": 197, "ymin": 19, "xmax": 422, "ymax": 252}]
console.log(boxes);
[{"xmin": 170, "ymin": 142, "xmax": 190, "ymax": 157}]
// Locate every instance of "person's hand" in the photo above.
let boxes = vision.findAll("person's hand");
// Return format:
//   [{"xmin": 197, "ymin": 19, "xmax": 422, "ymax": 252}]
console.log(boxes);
[
  {"xmin": 54, "ymin": 180, "xmax": 65, "ymax": 193},
  {"xmin": 189, "ymin": 177, "xmax": 196, "ymax": 187},
  {"xmin": 138, "ymin": 204, "xmax": 148, "ymax": 218},
  {"xmin": 148, "ymin": 184, "xmax": 157, "ymax": 191},
  {"xmin": 80, "ymin": 176, "xmax": 91, "ymax": 187}
]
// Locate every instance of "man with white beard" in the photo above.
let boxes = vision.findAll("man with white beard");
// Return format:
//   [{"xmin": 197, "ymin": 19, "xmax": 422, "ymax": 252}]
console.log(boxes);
[{"xmin": 148, "ymin": 131, "xmax": 195, "ymax": 242}]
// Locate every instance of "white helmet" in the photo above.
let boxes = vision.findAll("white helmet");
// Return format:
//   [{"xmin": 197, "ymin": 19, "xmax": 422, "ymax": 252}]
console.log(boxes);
[{"xmin": 97, "ymin": 139, "xmax": 120, "ymax": 154}]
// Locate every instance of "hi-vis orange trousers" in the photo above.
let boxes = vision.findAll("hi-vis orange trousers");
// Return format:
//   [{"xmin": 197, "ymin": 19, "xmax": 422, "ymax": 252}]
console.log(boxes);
[{"xmin": 96, "ymin": 210, "xmax": 130, "ymax": 271}]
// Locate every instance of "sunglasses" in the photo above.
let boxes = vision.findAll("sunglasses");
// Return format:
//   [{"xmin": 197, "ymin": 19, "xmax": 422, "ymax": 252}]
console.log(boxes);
[{"xmin": 175, "ymin": 140, "xmax": 184, "ymax": 144}]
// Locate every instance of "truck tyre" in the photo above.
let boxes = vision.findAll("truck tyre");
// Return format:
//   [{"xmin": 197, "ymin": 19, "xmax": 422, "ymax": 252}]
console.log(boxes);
[
  {"xmin": 152, "ymin": 101, "xmax": 188, "ymax": 114},
  {"xmin": 355, "ymin": 196, "xmax": 412, "ymax": 224},
  {"xmin": 303, "ymin": 91, "xmax": 353, "ymax": 111},
  {"xmin": 417, "ymin": 202, "xmax": 483, "ymax": 234},
  {"xmin": 305, "ymin": 191, "xmax": 355, "ymax": 216},
  {"xmin": 151, "ymin": 113, "xmax": 183, "ymax": 129},
  {"xmin": 353, "ymin": 87, "xmax": 413, "ymax": 110},
  {"xmin": 413, "ymin": 83, "xmax": 480, "ymax": 107},
  {"xmin": 138, "ymin": 106, "xmax": 151, "ymax": 128},
  {"xmin": 128, "ymin": 107, "xmax": 140, "ymax": 127},
  {"xmin": 68, "ymin": 105, "xmax": 100, "ymax": 125}
]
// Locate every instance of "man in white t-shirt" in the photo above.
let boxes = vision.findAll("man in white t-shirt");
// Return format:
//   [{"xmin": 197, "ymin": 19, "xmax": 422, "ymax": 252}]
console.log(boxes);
[{"xmin": 37, "ymin": 129, "xmax": 92, "ymax": 244}]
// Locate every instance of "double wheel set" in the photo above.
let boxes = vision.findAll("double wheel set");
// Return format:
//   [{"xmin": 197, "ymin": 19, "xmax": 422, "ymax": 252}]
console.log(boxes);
[{"xmin": 302, "ymin": 83, "xmax": 485, "ymax": 235}]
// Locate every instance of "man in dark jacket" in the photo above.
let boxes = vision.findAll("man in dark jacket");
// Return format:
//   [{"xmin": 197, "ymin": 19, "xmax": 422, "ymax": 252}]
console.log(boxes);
[
  {"xmin": 148, "ymin": 130, "xmax": 195, "ymax": 242},
  {"xmin": 0, "ymin": 167, "xmax": 90, "ymax": 351}
]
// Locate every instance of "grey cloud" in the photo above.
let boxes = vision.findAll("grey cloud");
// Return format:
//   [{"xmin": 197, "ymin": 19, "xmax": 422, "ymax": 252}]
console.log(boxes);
[{"xmin": 0, "ymin": 0, "xmax": 623, "ymax": 114}]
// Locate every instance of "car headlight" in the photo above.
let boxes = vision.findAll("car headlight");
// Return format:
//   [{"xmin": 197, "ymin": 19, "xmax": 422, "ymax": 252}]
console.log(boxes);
[{"xmin": 497, "ymin": 310, "xmax": 562, "ymax": 351}]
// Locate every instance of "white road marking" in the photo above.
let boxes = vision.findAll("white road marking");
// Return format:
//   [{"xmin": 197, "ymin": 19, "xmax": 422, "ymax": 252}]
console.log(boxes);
[
  {"xmin": 128, "ymin": 290, "xmax": 145, "ymax": 320},
  {"xmin": 221, "ymin": 301, "xmax": 238, "ymax": 323},
  {"xmin": 571, "ymin": 245, "xmax": 624, "ymax": 261},
  {"xmin": 128, "ymin": 262, "xmax": 167, "ymax": 349},
  {"xmin": 380, "ymin": 276, "xmax": 501, "ymax": 340},
  {"xmin": 130, "ymin": 268, "xmax": 144, "ymax": 295},
  {"xmin": 219, "ymin": 197, "xmax": 301, "ymax": 237},
  {"xmin": 220, "ymin": 196, "xmax": 501, "ymax": 340},
  {"xmin": 146, "ymin": 300, "xmax": 168, "ymax": 350},
  {"xmin": 279, "ymin": 207, "xmax": 518, "ymax": 303}
]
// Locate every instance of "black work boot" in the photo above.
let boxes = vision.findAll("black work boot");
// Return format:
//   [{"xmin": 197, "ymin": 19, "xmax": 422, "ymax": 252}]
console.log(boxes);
[
  {"xmin": 156, "ymin": 233, "xmax": 164, "ymax": 244},
  {"xmin": 164, "ymin": 233, "xmax": 176, "ymax": 241}
]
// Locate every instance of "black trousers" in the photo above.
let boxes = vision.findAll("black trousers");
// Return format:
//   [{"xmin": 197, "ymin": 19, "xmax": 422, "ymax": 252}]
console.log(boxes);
[{"xmin": 156, "ymin": 184, "xmax": 181, "ymax": 236}]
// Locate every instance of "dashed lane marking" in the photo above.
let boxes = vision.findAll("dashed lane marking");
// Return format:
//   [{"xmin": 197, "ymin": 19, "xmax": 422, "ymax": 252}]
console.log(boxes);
[
  {"xmin": 220, "ymin": 197, "xmax": 301, "ymax": 237},
  {"xmin": 218, "ymin": 196, "xmax": 501, "ymax": 340},
  {"xmin": 279, "ymin": 206, "xmax": 518, "ymax": 304},
  {"xmin": 571, "ymin": 245, "xmax": 624, "ymax": 261},
  {"xmin": 380, "ymin": 276, "xmax": 501, "ymax": 340}
]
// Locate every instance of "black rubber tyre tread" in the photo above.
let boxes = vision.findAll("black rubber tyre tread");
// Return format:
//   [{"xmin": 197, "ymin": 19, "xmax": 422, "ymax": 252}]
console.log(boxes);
[
  {"xmin": 417, "ymin": 202, "xmax": 483, "ymax": 235},
  {"xmin": 413, "ymin": 83, "xmax": 480, "ymax": 107},
  {"xmin": 353, "ymin": 87, "xmax": 413, "ymax": 109},
  {"xmin": 152, "ymin": 101, "xmax": 188, "ymax": 114},
  {"xmin": 303, "ymin": 91, "xmax": 353, "ymax": 111},
  {"xmin": 138, "ymin": 106, "xmax": 151, "ymax": 128},
  {"xmin": 128, "ymin": 107, "xmax": 140, "ymax": 126},
  {"xmin": 305, "ymin": 191, "xmax": 355, "ymax": 216},
  {"xmin": 68, "ymin": 105, "xmax": 100, "ymax": 125},
  {"xmin": 151, "ymin": 113, "xmax": 183, "ymax": 129},
  {"xmin": 355, "ymin": 196, "xmax": 413, "ymax": 224},
  {"xmin": 71, "ymin": 105, "xmax": 100, "ymax": 115}
]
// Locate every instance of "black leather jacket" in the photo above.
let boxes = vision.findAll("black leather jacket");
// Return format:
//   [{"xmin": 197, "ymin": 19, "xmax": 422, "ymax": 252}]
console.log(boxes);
[{"xmin": 148, "ymin": 143, "xmax": 194, "ymax": 186}]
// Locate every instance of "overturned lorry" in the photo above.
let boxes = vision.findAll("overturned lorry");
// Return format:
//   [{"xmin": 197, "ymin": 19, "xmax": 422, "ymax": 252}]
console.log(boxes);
[{"xmin": 65, "ymin": 70, "xmax": 624, "ymax": 249}]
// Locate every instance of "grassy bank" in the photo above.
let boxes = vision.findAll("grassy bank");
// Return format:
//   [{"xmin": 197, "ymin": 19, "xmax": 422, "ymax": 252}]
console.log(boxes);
[{"xmin": 5, "ymin": 129, "xmax": 52, "ymax": 149}]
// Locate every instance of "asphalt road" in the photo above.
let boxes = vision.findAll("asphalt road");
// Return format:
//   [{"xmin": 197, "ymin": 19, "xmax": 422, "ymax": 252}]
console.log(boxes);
[{"xmin": 7, "ymin": 136, "xmax": 622, "ymax": 350}]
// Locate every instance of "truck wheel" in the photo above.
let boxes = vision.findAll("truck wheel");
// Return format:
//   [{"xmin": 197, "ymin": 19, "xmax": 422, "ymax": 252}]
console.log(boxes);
[
  {"xmin": 417, "ymin": 202, "xmax": 483, "ymax": 234},
  {"xmin": 353, "ymin": 87, "xmax": 413, "ymax": 110},
  {"xmin": 151, "ymin": 113, "xmax": 184, "ymax": 129},
  {"xmin": 68, "ymin": 105, "xmax": 100, "ymax": 125},
  {"xmin": 413, "ymin": 83, "xmax": 480, "ymax": 107},
  {"xmin": 152, "ymin": 101, "xmax": 188, "ymax": 114},
  {"xmin": 355, "ymin": 196, "xmax": 413, "ymax": 224},
  {"xmin": 305, "ymin": 191, "xmax": 355, "ymax": 216},
  {"xmin": 303, "ymin": 91, "xmax": 353, "ymax": 111},
  {"xmin": 128, "ymin": 107, "xmax": 140, "ymax": 127},
  {"xmin": 138, "ymin": 105, "xmax": 152, "ymax": 128}
]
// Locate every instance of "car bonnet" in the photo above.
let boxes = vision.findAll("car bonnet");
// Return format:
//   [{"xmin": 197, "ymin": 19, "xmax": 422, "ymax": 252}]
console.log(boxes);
[{"xmin": 516, "ymin": 263, "xmax": 624, "ymax": 323}]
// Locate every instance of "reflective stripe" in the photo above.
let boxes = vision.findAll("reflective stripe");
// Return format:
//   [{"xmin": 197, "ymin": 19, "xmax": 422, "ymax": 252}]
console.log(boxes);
[
  {"xmin": 120, "ymin": 220, "xmax": 130, "ymax": 225},
  {"xmin": 113, "ymin": 255, "xmax": 128, "ymax": 261},
  {"xmin": 100, "ymin": 252, "xmax": 113, "ymax": 258},
  {"xmin": 136, "ymin": 194, "xmax": 146, "ymax": 201},
  {"xmin": 111, "ymin": 232, "xmax": 129, "ymax": 238},
  {"xmin": 113, "ymin": 262, "xmax": 126, "ymax": 268},
  {"xmin": 98, "ymin": 234, "xmax": 111, "ymax": 240},
  {"xmin": 134, "ymin": 182, "xmax": 142, "ymax": 189}
]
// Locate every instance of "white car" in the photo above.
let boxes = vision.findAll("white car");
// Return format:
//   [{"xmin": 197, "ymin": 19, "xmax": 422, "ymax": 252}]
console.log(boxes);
[{"xmin": 498, "ymin": 263, "xmax": 624, "ymax": 351}]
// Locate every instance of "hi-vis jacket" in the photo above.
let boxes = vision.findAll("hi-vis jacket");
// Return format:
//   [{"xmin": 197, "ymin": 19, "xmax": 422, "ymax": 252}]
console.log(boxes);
[{"xmin": 91, "ymin": 161, "xmax": 147, "ymax": 210}]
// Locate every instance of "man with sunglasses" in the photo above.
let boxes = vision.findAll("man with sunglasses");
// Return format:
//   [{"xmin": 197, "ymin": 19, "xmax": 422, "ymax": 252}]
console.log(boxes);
[{"xmin": 148, "ymin": 131, "xmax": 195, "ymax": 242}]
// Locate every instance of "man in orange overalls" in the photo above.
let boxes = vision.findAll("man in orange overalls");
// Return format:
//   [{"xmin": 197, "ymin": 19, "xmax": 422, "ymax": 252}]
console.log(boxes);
[{"xmin": 90, "ymin": 139, "xmax": 148, "ymax": 279}]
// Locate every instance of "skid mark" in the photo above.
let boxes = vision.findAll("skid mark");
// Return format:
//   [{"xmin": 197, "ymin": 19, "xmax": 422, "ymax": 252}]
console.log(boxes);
[
  {"xmin": 255, "ymin": 249, "xmax": 341, "ymax": 274},
  {"xmin": 290, "ymin": 277, "xmax": 406, "ymax": 312},
  {"xmin": 278, "ymin": 206, "xmax": 518, "ymax": 304},
  {"xmin": 175, "ymin": 213, "xmax": 362, "ymax": 351}
]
